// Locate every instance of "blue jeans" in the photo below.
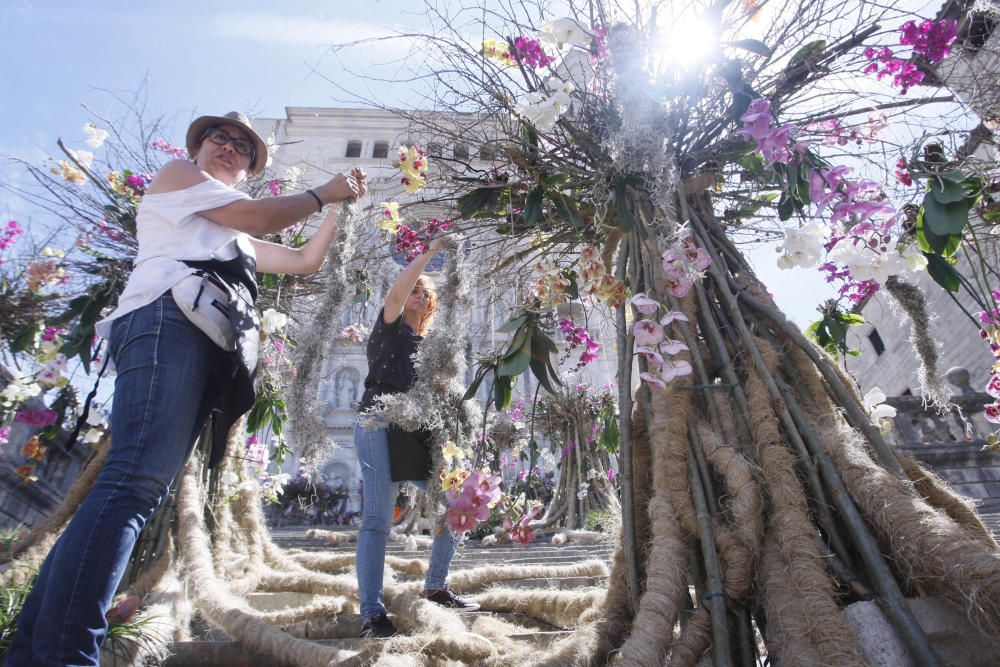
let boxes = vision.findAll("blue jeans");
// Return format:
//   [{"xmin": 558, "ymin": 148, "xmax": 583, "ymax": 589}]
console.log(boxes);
[
  {"xmin": 6, "ymin": 294, "xmax": 227, "ymax": 666},
  {"xmin": 354, "ymin": 421, "xmax": 462, "ymax": 619}
]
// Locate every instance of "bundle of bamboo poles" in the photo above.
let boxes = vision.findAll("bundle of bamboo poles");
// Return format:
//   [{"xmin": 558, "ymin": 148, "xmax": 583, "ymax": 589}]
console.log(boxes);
[{"xmin": 555, "ymin": 190, "xmax": 1000, "ymax": 667}]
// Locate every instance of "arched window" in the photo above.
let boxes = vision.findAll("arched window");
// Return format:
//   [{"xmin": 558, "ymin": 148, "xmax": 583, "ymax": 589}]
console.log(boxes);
[
  {"xmin": 345, "ymin": 140, "xmax": 362, "ymax": 158},
  {"xmin": 427, "ymin": 142, "xmax": 443, "ymax": 158},
  {"xmin": 453, "ymin": 144, "xmax": 469, "ymax": 160},
  {"xmin": 372, "ymin": 141, "xmax": 389, "ymax": 159}
]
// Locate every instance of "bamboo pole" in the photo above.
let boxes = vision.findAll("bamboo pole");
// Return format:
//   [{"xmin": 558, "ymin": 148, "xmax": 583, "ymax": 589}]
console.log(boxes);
[
  {"xmin": 687, "ymin": 424, "xmax": 733, "ymax": 667},
  {"xmin": 616, "ymin": 233, "xmax": 640, "ymax": 612},
  {"xmin": 686, "ymin": 206, "xmax": 943, "ymax": 667},
  {"xmin": 734, "ymin": 289, "xmax": 907, "ymax": 479}
]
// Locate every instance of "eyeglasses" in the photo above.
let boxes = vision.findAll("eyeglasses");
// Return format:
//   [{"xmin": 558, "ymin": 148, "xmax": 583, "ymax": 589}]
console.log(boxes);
[{"xmin": 202, "ymin": 127, "xmax": 255, "ymax": 159}]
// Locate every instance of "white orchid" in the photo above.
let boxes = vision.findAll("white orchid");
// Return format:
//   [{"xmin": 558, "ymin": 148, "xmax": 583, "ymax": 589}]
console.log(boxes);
[
  {"xmin": 777, "ymin": 222, "xmax": 829, "ymax": 269},
  {"xmin": 862, "ymin": 386, "xmax": 897, "ymax": 433},
  {"xmin": 515, "ymin": 78, "xmax": 575, "ymax": 131},
  {"xmin": 537, "ymin": 17, "xmax": 594, "ymax": 50},
  {"xmin": 84, "ymin": 123, "xmax": 108, "ymax": 149},
  {"xmin": 68, "ymin": 149, "xmax": 94, "ymax": 169},
  {"xmin": 261, "ymin": 308, "xmax": 288, "ymax": 335}
]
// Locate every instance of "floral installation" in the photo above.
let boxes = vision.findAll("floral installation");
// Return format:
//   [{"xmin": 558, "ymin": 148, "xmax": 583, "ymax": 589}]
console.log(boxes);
[
  {"xmin": 558, "ymin": 319, "xmax": 601, "ymax": 370},
  {"xmin": 514, "ymin": 77, "xmax": 575, "ymax": 132},
  {"xmin": 393, "ymin": 219, "xmax": 452, "ymax": 261},
  {"xmin": 980, "ymin": 290, "xmax": 1000, "ymax": 450},
  {"xmin": 862, "ymin": 19, "xmax": 958, "ymax": 94},
  {"xmin": 339, "ymin": 324, "xmax": 369, "ymax": 343},
  {"xmin": 395, "ymin": 145, "xmax": 430, "ymax": 194},
  {"xmin": 740, "ymin": 97, "xmax": 927, "ymax": 306},
  {"xmin": 633, "ymin": 297, "xmax": 693, "ymax": 390},
  {"xmin": 482, "ymin": 38, "xmax": 515, "ymax": 67}
]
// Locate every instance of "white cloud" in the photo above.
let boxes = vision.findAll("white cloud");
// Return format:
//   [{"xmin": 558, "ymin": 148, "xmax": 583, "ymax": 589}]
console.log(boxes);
[{"xmin": 213, "ymin": 14, "xmax": 396, "ymax": 46}]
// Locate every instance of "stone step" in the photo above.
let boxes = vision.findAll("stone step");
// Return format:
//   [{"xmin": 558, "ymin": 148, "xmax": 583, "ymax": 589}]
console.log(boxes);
[{"xmin": 166, "ymin": 629, "xmax": 576, "ymax": 667}]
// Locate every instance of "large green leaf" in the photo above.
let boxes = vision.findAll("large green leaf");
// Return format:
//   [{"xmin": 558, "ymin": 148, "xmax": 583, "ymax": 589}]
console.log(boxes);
[
  {"xmin": 552, "ymin": 194, "xmax": 584, "ymax": 229},
  {"xmin": 928, "ymin": 177, "xmax": 967, "ymax": 205},
  {"xmin": 916, "ymin": 205, "xmax": 963, "ymax": 257},
  {"xmin": 498, "ymin": 326, "xmax": 532, "ymax": 377},
  {"xmin": 497, "ymin": 315, "xmax": 528, "ymax": 334},
  {"xmin": 924, "ymin": 252, "xmax": 961, "ymax": 292},
  {"xmin": 523, "ymin": 187, "xmax": 544, "ymax": 226},
  {"xmin": 921, "ymin": 191, "xmax": 971, "ymax": 237},
  {"xmin": 728, "ymin": 38, "xmax": 772, "ymax": 58},
  {"xmin": 777, "ymin": 193, "xmax": 794, "ymax": 221},
  {"xmin": 458, "ymin": 186, "xmax": 503, "ymax": 219}
]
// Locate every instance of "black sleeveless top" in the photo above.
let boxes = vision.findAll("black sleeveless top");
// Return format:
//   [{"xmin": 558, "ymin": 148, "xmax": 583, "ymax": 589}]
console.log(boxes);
[{"xmin": 359, "ymin": 307, "xmax": 422, "ymax": 411}]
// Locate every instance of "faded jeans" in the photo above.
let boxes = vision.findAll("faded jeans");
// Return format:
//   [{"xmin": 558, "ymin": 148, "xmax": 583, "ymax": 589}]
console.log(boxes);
[
  {"xmin": 6, "ymin": 294, "xmax": 226, "ymax": 666},
  {"xmin": 354, "ymin": 421, "xmax": 462, "ymax": 620}
]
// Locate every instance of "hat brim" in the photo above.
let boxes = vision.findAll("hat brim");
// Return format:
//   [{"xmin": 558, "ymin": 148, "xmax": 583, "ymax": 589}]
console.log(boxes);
[{"xmin": 186, "ymin": 115, "xmax": 268, "ymax": 177}]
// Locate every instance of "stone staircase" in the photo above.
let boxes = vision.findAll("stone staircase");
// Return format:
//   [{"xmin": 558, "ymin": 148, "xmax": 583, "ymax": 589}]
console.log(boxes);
[{"xmin": 163, "ymin": 527, "xmax": 613, "ymax": 666}]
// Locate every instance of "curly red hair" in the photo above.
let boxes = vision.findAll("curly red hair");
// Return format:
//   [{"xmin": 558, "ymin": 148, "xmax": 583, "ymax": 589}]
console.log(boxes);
[{"xmin": 415, "ymin": 274, "xmax": 437, "ymax": 336}]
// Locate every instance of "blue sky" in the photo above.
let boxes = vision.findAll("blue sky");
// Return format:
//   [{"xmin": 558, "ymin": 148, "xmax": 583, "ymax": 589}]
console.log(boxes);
[
  {"xmin": 0, "ymin": 0, "xmax": 948, "ymax": 326},
  {"xmin": 0, "ymin": 1, "xmax": 425, "ymax": 156}
]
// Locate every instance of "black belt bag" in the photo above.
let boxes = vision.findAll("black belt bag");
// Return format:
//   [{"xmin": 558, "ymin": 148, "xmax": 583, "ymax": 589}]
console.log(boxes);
[{"xmin": 386, "ymin": 425, "xmax": 433, "ymax": 482}]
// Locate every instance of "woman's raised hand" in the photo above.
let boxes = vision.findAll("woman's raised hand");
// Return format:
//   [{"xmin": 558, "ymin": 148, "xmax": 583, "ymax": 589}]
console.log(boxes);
[{"xmin": 319, "ymin": 173, "xmax": 361, "ymax": 203}]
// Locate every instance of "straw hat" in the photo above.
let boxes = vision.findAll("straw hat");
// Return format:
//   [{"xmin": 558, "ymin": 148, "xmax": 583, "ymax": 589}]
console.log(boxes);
[{"xmin": 185, "ymin": 111, "xmax": 268, "ymax": 176}]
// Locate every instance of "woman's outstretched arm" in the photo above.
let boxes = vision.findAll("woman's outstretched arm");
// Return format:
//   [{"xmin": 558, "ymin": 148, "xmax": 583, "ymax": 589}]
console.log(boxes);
[{"xmin": 382, "ymin": 236, "xmax": 442, "ymax": 324}]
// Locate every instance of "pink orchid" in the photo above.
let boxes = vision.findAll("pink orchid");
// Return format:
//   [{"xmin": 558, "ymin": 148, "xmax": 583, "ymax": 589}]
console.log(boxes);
[
  {"xmin": 985, "ymin": 402, "xmax": 1000, "ymax": 425},
  {"xmin": 445, "ymin": 503, "xmax": 489, "ymax": 532},
  {"xmin": 633, "ymin": 319, "xmax": 665, "ymax": 347},
  {"xmin": 660, "ymin": 359, "xmax": 694, "ymax": 383},
  {"xmin": 660, "ymin": 311, "xmax": 690, "ymax": 325},
  {"xmin": 737, "ymin": 99, "xmax": 773, "ymax": 142},
  {"xmin": 660, "ymin": 339, "xmax": 690, "ymax": 355},
  {"xmin": 639, "ymin": 372, "xmax": 667, "ymax": 390},
  {"xmin": 630, "ymin": 293, "xmax": 661, "ymax": 315},
  {"xmin": 683, "ymin": 246, "xmax": 711, "ymax": 272},
  {"xmin": 635, "ymin": 346, "xmax": 665, "ymax": 368},
  {"xmin": 665, "ymin": 272, "xmax": 694, "ymax": 297},
  {"xmin": 511, "ymin": 524, "xmax": 535, "ymax": 544},
  {"xmin": 987, "ymin": 375, "xmax": 1000, "ymax": 399}
]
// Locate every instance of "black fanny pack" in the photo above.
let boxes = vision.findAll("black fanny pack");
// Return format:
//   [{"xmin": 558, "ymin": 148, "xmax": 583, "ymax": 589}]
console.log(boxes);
[
  {"xmin": 386, "ymin": 425, "xmax": 433, "ymax": 482},
  {"xmin": 182, "ymin": 251, "xmax": 260, "ymax": 468}
]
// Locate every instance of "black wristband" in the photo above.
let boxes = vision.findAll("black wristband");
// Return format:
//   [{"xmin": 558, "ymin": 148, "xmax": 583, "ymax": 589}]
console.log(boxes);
[{"xmin": 305, "ymin": 188, "xmax": 324, "ymax": 211}]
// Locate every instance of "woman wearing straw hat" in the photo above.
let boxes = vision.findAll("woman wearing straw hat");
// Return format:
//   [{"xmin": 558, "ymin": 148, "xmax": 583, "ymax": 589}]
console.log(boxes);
[{"xmin": 6, "ymin": 111, "xmax": 366, "ymax": 666}]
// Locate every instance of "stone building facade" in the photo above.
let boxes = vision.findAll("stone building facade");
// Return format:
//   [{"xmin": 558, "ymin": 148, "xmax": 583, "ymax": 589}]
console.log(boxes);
[{"xmin": 252, "ymin": 107, "xmax": 619, "ymax": 517}]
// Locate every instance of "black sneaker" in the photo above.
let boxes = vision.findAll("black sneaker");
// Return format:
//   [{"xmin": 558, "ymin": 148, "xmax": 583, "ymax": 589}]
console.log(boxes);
[
  {"xmin": 360, "ymin": 612, "xmax": 398, "ymax": 638},
  {"xmin": 423, "ymin": 587, "xmax": 481, "ymax": 611}
]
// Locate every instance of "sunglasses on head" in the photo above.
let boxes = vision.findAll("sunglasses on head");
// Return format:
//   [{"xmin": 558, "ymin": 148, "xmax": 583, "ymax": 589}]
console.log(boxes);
[{"xmin": 202, "ymin": 127, "xmax": 255, "ymax": 159}]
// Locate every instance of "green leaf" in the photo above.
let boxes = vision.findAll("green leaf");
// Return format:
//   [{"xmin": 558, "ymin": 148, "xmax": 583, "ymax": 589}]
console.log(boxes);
[
  {"xmin": 552, "ymin": 194, "xmax": 584, "ymax": 229},
  {"xmin": 498, "ymin": 328, "xmax": 532, "ymax": 377},
  {"xmin": 462, "ymin": 364, "xmax": 494, "ymax": 401},
  {"xmin": 834, "ymin": 312, "xmax": 866, "ymax": 326},
  {"xmin": 916, "ymin": 205, "xmax": 963, "ymax": 257},
  {"xmin": 457, "ymin": 186, "xmax": 503, "ymax": 219},
  {"xmin": 10, "ymin": 324, "xmax": 39, "ymax": 354},
  {"xmin": 728, "ymin": 38, "xmax": 772, "ymax": 58},
  {"xmin": 928, "ymin": 177, "xmax": 966, "ymax": 205},
  {"xmin": 777, "ymin": 193, "xmax": 794, "ymax": 221},
  {"xmin": 924, "ymin": 252, "xmax": 961, "ymax": 292},
  {"xmin": 921, "ymin": 192, "xmax": 971, "ymax": 237},
  {"xmin": 493, "ymin": 375, "xmax": 513, "ymax": 410},
  {"xmin": 523, "ymin": 187, "xmax": 544, "ymax": 226},
  {"xmin": 498, "ymin": 315, "xmax": 528, "ymax": 334}
]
